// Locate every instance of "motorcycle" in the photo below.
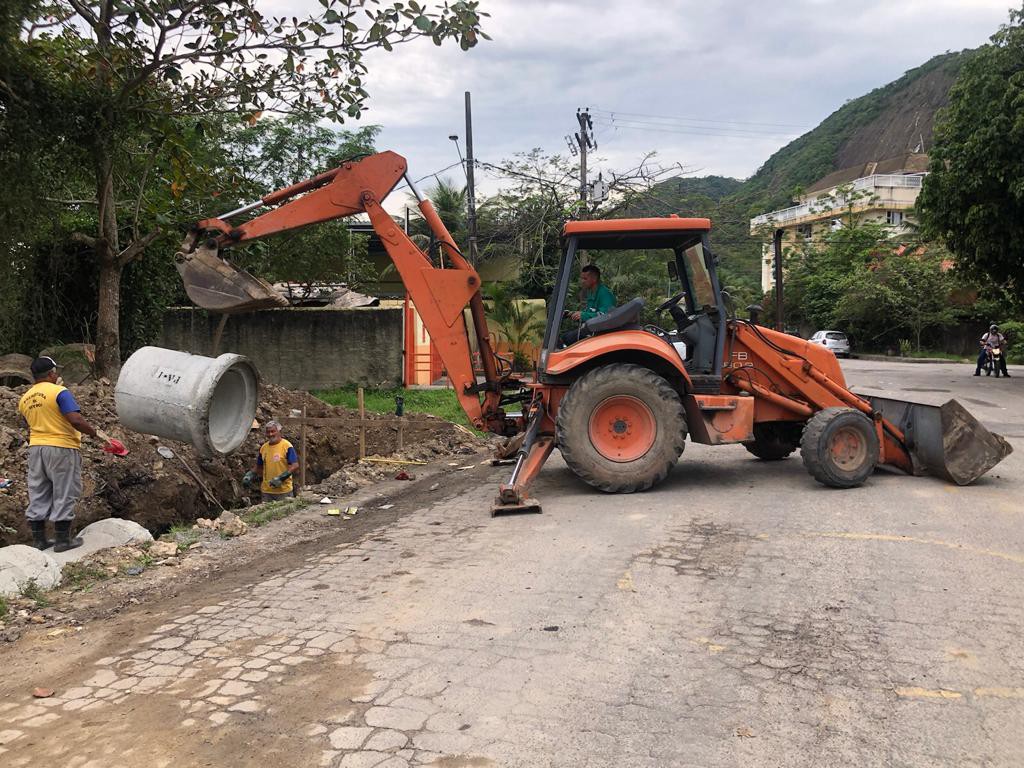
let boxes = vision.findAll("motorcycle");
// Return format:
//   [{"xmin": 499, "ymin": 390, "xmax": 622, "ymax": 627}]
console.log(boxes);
[{"xmin": 985, "ymin": 341, "xmax": 1005, "ymax": 377}]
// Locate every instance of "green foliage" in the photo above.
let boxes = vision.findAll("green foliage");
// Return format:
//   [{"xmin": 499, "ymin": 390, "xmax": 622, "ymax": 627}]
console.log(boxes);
[
  {"xmin": 485, "ymin": 284, "xmax": 545, "ymax": 370},
  {"xmin": 315, "ymin": 387, "xmax": 473, "ymax": 429},
  {"xmin": 898, "ymin": 339, "xmax": 913, "ymax": 357},
  {"xmin": 0, "ymin": 594, "xmax": 7, "ymax": 619},
  {"xmin": 784, "ymin": 224, "xmax": 962, "ymax": 351},
  {"xmin": 19, "ymin": 578, "xmax": 51, "ymax": 606},
  {"xmin": 1, "ymin": 1, "xmax": 487, "ymax": 373},
  {"xmin": 167, "ymin": 524, "xmax": 201, "ymax": 552},
  {"xmin": 60, "ymin": 561, "xmax": 111, "ymax": 590},
  {"xmin": 918, "ymin": 7, "xmax": 1024, "ymax": 299},
  {"xmin": 242, "ymin": 498, "xmax": 306, "ymax": 528},
  {"xmin": 997, "ymin": 320, "xmax": 1024, "ymax": 363}
]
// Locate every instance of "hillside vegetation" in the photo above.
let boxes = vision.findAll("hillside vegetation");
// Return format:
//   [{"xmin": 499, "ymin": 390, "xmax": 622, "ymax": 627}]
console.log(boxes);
[{"xmin": 629, "ymin": 51, "xmax": 971, "ymax": 300}]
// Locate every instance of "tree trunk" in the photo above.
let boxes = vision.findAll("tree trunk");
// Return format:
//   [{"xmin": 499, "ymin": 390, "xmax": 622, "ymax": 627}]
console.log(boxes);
[{"xmin": 93, "ymin": 136, "xmax": 123, "ymax": 379}]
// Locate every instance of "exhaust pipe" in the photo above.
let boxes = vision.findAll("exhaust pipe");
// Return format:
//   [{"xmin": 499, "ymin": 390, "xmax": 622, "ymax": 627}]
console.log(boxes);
[{"xmin": 861, "ymin": 394, "xmax": 1013, "ymax": 485}]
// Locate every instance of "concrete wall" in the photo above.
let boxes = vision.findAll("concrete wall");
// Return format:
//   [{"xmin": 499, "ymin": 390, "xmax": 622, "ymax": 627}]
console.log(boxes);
[{"xmin": 161, "ymin": 307, "xmax": 403, "ymax": 390}]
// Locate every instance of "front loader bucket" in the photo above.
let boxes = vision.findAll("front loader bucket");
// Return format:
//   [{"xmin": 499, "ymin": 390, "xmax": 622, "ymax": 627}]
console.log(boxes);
[
  {"xmin": 174, "ymin": 243, "xmax": 287, "ymax": 312},
  {"xmin": 860, "ymin": 393, "xmax": 1013, "ymax": 485}
]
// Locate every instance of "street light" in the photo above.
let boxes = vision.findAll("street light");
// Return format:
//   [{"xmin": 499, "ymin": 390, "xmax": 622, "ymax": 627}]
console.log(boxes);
[{"xmin": 449, "ymin": 134, "xmax": 467, "ymax": 180}]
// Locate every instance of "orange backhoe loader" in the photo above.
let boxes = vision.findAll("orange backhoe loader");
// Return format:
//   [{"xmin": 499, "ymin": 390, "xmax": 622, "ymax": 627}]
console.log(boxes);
[{"xmin": 175, "ymin": 151, "xmax": 1012, "ymax": 513}]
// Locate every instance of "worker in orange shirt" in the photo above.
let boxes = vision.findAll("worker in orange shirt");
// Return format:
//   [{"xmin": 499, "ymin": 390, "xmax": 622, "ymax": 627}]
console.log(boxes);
[
  {"xmin": 242, "ymin": 420, "xmax": 300, "ymax": 502},
  {"xmin": 18, "ymin": 356, "xmax": 113, "ymax": 551}
]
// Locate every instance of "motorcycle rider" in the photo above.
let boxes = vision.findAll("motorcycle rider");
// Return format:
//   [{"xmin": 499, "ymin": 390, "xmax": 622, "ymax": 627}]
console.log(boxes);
[{"xmin": 975, "ymin": 324, "xmax": 1010, "ymax": 377}]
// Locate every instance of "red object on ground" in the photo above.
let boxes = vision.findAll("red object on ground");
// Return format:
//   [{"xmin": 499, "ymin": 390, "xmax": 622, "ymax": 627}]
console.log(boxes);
[
  {"xmin": 102, "ymin": 438, "xmax": 129, "ymax": 456},
  {"xmin": 32, "ymin": 687, "xmax": 54, "ymax": 698},
  {"xmin": 395, "ymin": 471, "xmax": 411, "ymax": 481}
]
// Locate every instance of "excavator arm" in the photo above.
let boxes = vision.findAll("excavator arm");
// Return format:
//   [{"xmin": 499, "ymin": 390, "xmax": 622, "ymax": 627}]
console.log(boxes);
[{"xmin": 175, "ymin": 151, "xmax": 511, "ymax": 434}]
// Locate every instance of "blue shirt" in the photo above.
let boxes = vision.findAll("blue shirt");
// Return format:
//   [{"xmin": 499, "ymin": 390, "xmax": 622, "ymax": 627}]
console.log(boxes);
[{"xmin": 56, "ymin": 390, "xmax": 80, "ymax": 415}]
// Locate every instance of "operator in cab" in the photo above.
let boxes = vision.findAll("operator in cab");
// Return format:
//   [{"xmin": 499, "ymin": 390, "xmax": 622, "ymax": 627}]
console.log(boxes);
[
  {"xmin": 243, "ymin": 420, "xmax": 300, "ymax": 502},
  {"xmin": 561, "ymin": 264, "xmax": 616, "ymax": 346}
]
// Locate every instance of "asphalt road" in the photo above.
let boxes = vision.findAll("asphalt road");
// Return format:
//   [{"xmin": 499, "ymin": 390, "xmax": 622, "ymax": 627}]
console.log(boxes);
[{"xmin": 2, "ymin": 359, "xmax": 1022, "ymax": 767}]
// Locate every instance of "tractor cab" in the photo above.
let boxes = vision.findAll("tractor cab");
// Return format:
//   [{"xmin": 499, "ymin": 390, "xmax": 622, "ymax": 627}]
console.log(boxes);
[{"xmin": 540, "ymin": 217, "xmax": 727, "ymax": 391}]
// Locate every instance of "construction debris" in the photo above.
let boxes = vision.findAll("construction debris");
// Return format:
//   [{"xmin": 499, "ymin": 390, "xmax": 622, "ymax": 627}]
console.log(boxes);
[{"xmin": 0, "ymin": 380, "xmax": 483, "ymax": 546}]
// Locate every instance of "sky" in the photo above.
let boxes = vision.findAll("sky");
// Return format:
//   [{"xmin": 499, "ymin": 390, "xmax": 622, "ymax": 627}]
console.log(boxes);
[{"xmin": 276, "ymin": 0, "xmax": 1013, "ymax": 195}]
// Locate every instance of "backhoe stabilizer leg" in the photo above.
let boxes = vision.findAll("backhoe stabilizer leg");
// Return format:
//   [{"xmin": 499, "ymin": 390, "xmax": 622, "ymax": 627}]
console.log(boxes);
[{"xmin": 491, "ymin": 436, "xmax": 554, "ymax": 516}]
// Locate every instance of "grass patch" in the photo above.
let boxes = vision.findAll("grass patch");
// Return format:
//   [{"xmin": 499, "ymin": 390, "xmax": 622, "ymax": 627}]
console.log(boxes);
[
  {"xmin": 19, "ymin": 578, "xmax": 51, "ymax": 607},
  {"xmin": 0, "ymin": 595, "xmax": 8, "ymax": 619},
  {"xmin": 315, "ymin": 386, "xmax": 473, "ymax": 429},
  {"xmin": 122, "ymin": 552, "xmax": 154, "ymax": 575},
  {"xmin": 61, "ymin": 561, "xmax": 112, "ymax": 590},
  {"xmin": 167, "ymin": 523, "xmax": 202, "ymax": 552},
  {"xmin": 901, "ymin": 350, "xmax": 969, "ymax": 361},
  {"xmin": 241, "ymin": 498, "xmax": 307, "ymax": 529}
]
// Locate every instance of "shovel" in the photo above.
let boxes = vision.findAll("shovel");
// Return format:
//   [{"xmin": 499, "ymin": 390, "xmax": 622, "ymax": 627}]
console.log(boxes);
[
  {"xmin": 157, "ymin": 445, "xmax": 225, "ymax": 510},
  {"xmin": 859, "ymin": 393, "xmax": 1013, "ymax": 485},
  {"xmin": 96, "ymin": 429, "xmax": 128, "ymax": 456}
]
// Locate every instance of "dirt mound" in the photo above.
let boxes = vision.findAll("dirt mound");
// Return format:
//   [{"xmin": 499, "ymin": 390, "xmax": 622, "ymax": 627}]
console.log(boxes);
[{"xmin": 0, "ymin": 382, "xmax": 482, "ymax": 546}]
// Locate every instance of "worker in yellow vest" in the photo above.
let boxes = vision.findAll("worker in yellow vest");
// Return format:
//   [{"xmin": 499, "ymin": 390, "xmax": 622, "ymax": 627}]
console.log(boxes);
[
  {"xmin": 242, "ymin": 420, "xmax": 300, "ymax": 502},
  {"xmin": 18, "ymin": 356, "xmax": 113, "ymax": 551}
]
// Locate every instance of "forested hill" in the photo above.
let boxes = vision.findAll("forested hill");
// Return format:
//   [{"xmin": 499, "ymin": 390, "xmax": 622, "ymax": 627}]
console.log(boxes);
[{"xmin": 625, "ymin": 50, "xmax": 972, "ymax": 300}]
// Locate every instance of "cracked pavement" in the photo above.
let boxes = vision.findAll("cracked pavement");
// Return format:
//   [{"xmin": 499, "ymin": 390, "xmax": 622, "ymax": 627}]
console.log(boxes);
[{"xmin": 1, "ymin": 359, "xmax": 1022, "ymax": 767}]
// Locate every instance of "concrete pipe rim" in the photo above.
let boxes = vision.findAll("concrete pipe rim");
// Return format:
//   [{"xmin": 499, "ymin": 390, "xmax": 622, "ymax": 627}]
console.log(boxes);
[{"xmin": 193, "ymin": 353, "xmax": 260, "ymax": 456}]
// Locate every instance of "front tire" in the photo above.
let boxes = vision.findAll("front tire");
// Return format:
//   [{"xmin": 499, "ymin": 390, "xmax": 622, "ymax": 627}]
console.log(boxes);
[
  {"xmin": 800, "ymin": 407, "xmax": 879, "ymax": 488},
  {"xmin": 556, "ymin": 364, "xmax": 686, "ymax": 493}
]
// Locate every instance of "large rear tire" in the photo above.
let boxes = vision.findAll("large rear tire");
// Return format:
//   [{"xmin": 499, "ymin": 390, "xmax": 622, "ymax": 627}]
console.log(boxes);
[
  {"xmin": 556, "ymin": 364, "xmax": 686, "ymax": 493},
  {"xmin": 800, "ymin": 407, "xmax": 879, "ymax": 488},
  {"xmin": 744, "ymin": 422, "xmax": 802, "ymax": 461}
]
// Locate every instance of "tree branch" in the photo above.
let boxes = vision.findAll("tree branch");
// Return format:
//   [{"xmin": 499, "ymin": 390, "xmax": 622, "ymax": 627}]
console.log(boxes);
[
  {"xmin": 117, "ymin": 229, "xmax": 160, "ymax": 267},
  {"xmin": 71, "ymin": 232, "xmax": 98, "ymax": 248}
]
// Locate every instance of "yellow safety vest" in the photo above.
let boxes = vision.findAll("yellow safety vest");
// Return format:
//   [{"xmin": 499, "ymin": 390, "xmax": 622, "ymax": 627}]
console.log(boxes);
[
  {"xmin": 259, "ymin": 438, "xmax": 295, "ymax": 494},
  {"xmin": 18, "ymin": 382, "xmax": 82, "ymax": 450}
]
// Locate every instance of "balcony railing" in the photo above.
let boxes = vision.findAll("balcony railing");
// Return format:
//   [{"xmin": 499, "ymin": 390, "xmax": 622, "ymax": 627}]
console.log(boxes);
[{"xmin": 750, "ymin": 174, "xmax": 926, "ymax": 229}]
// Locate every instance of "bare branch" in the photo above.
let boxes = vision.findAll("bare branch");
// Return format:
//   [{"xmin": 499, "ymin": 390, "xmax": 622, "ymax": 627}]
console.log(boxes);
[
  {"xmin": 117, "ymin": 229, "xmax": 160, "ymax": 267},
  {"xmin": 71, "ymin": 232, "xmax": 98, "ymax": 248}
]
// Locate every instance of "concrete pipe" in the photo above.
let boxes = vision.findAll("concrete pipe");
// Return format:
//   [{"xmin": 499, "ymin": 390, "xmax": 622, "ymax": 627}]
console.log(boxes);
[{"xmin": 115, "ymin": 346, "xmax": 260, "ymax": 456}]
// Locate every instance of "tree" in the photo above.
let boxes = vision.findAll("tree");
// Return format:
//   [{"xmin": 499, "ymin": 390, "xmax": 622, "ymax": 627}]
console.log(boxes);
[
  {"xmin": 3, "ymin": 0, "xmax": 487, "ymax": 376},
  {"xmin": 918, "ymin": 6, "xmax": 1024, "ymax": 299},
  {"xmin": 485, "ymin": 284, "xmax": 545, "ymax": 371}
]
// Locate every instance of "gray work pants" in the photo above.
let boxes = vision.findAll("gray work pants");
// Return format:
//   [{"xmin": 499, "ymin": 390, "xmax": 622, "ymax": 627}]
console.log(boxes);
[{"xmin": 26, "ymin": 445, "xmax": 82, "ymax": 522}]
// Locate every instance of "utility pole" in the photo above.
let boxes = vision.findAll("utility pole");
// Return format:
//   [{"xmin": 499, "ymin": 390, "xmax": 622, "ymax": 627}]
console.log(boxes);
[
  {"xmin": 464, "ymin": 91, "xmax": 479, "ymax": 263},
  {"xmin": 566, "ymin": 108, "xmax": 595, "ymax": 215},
  {"xmin": 773, "ymin": 228, "xmax": 785, "ymax": 331}
]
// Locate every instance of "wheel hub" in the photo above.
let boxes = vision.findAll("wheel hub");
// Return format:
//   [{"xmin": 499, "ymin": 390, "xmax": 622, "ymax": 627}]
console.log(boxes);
[
  {"xmin": 829, "ymin": 425, "xmax": 867, "ymax": 470},
  {"xmin": 588, "ymin": 396, "xmax": 656, "ymax": 463}
]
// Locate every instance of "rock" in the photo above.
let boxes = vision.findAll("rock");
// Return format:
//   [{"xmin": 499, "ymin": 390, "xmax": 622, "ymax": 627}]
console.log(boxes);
[
  {"xmin": 32, "ymin": 688, "xmax": 54, "ymax": 698},
  {"xmin": 49, "ymin": 518, "xmax": 154, "ymax": 567},
  {"xmin": 216, "ymin": 511, "xmax": 248, "ymax": 537},
  {"xmin": 195, "ymin": 518, "xmax": 217, "ymax": 530},
  {"xmin": 0, "ymin": 545, "xmax": 62, "ymax": 597},
  {"xmin": 148, "ymin": 541, "xmax": 178, "ymax": 558}
]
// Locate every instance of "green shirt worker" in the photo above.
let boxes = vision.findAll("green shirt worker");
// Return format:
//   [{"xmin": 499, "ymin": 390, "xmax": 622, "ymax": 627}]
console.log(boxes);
[
  {"xmin": 561, "ymin": 264, "xmax": 616, "ymax": 346},
  {"xmin": 243, "ymin": 420, "xmax": 300, "ymax": 502}
]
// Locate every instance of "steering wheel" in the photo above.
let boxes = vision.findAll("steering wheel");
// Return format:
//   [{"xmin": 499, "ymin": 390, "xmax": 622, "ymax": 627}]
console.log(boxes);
[{"xmin": 657, "ymin": 291, "xmax": 686, "ymax": 312}]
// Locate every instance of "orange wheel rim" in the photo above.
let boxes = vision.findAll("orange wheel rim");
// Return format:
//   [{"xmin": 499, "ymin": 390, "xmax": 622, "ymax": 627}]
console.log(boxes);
[
  {"xmin": 588, "ymin": 395, "xmax": 657, "ymax": 463},
  {"xmin": 829, "ymin": 426, "xmax": 867, "ymax": 470}
]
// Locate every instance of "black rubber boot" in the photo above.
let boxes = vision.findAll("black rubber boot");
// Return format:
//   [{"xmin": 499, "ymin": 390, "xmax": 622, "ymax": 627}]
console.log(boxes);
[
  {"xmin": 53, "ymin": 521, "xmax": 83, "ymax": 553},
  {"xmin": 29, "ymin": 520, "xmax": 53, "ymax": 550}
]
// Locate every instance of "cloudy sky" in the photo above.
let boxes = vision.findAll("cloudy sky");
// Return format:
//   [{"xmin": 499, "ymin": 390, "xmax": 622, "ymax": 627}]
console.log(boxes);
[{"xmin": 298, "ymin": 1, "xmax": 1012, "ymax": 193}]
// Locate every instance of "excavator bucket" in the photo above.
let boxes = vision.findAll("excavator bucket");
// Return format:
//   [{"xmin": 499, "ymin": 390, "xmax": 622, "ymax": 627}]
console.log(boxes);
[
  {"xmin": 859, "ymin": 393, "xmax": 1013, "ymax": 485},
  {"xmin": 174, "ymin": 242, "xmax": 287, "ymax": 312}
]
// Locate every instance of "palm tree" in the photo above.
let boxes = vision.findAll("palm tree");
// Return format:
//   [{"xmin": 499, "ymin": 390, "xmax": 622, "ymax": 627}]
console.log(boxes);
[{"xmin": 486, "ymin": 284, "xmax": 546, "ymax": 371}]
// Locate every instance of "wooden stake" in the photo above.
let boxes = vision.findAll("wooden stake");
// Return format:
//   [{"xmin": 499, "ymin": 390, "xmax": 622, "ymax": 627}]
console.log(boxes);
[
  {"xmin": 300, "ymin": 402, "xmax": 307, "ymax": 491},
  {"xmin": 397, "ymin": 417, "xmax": 404, "ymax": 452},
  {"xmin": 357, "ymin": 387, "xmax": 366, "ymax": 460}
]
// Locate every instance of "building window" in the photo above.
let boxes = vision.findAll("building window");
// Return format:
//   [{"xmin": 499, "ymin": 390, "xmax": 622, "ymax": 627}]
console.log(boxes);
[
  {"xmin": 886, "ymin": 210, "xmax": 904, "ymax": 227},
  {"xmin": 796, "ymin": 223, "xmax": 812, "ymax": 240},
  {"xmin": 830, "ymin": 218, "xmax": 843, "ymax": 232}
]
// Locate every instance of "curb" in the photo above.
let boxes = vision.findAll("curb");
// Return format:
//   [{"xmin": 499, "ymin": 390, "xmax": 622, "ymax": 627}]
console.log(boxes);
[{"xmin": 854, "ymin": 354, "xmax": 971, "ymax": 365}]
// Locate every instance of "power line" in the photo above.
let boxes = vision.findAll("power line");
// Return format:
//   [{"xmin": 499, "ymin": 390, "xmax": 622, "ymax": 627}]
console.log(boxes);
[
  {"xmin": 591, "ymin": 106, "xmax": 812, "ymax": 131},
  {"xmin": 593, "ymin": 117, "xmax": 798, "ymax": 140}
]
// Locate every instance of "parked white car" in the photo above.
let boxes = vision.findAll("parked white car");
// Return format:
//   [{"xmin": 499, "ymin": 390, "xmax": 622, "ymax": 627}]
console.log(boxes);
[{"xmin": 810, "ymin": 330, "xmax": 851, "ymax": 357}]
